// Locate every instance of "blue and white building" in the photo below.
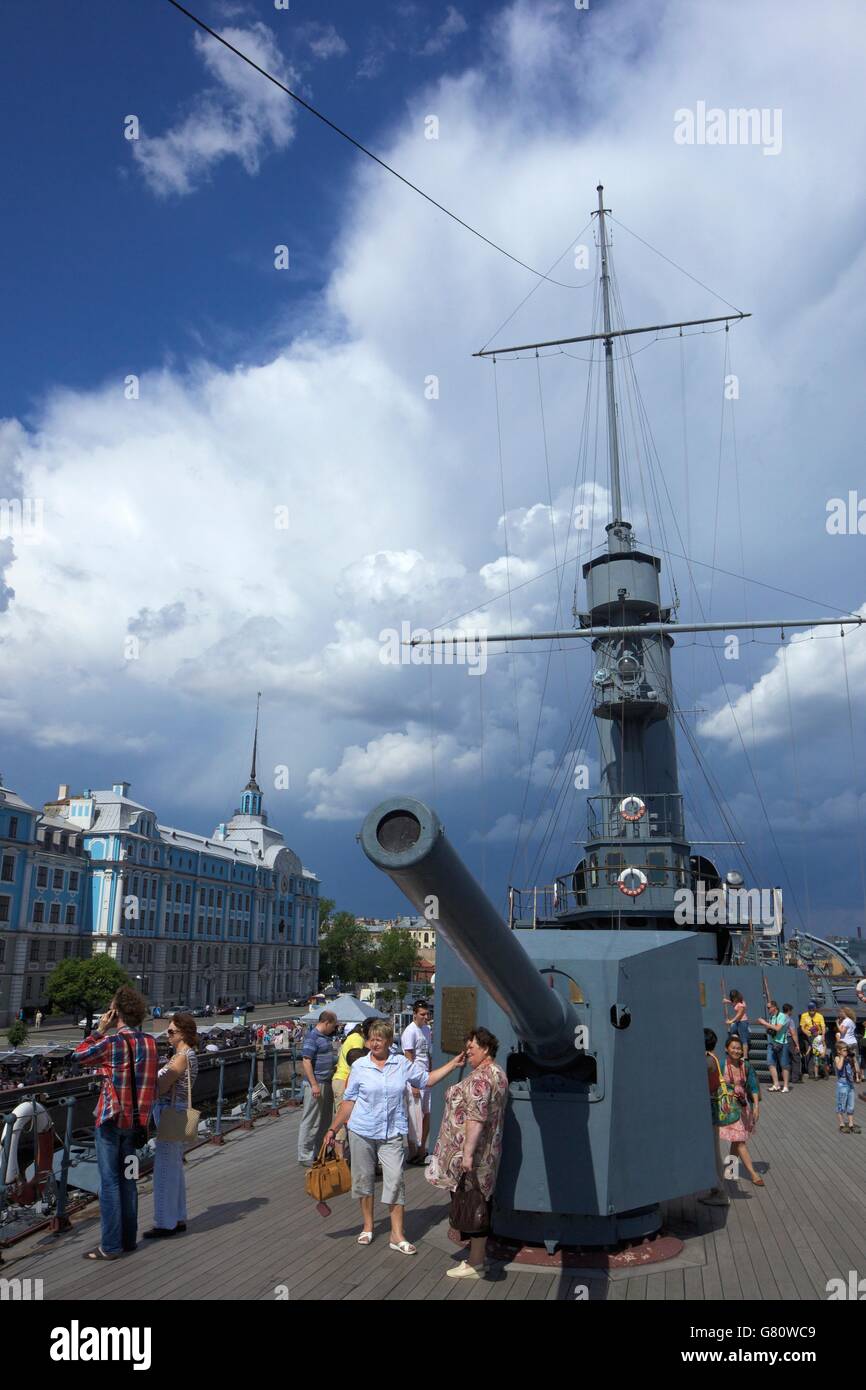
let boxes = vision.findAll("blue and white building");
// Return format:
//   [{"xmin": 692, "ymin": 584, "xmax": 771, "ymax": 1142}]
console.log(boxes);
[{"xmin": 0, "ymin": 737, "xmax": 321, "ymax": 1024}]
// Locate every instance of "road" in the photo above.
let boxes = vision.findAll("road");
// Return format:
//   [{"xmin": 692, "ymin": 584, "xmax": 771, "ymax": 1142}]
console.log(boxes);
[{"xmin": 0, "ymin": 1001, "xmax": 310, "ymax": 1048}]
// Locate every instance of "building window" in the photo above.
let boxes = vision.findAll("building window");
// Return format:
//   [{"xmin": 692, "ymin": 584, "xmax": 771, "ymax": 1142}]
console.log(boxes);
[
  {"xmin": 49, "ymin": 903, "xmax": 61, "ymax": 924},
  {"xmin": 184, "ymin": 884, "xmax": 191, "ymax": 905},
  {"xmin": 174, "ymin": 883, "xmax": 182, "ymax": 903},
  {"xmin": 245, "ymin": 894, "xmax": 250, "ymax": 912},
  {"xmin": 25, "ymin": 978, "xmax": 32, "ymax": 998},
  {"xmin": 183, "ymin": 914, "xmax": 190, "ymax": 934},
  {"xmin": 52, "ymin": 868, "xmax": 64, "ymax": 890},
  {"xmin": 149, "ymin": 911, "xmax": 155, "ymax": 931},
  {"xmin": 217, "ymin": 891, "xmax": 223, "ymax": 909},
  {"xmin": 208, "ymin": 889, "xmax": 214, "ymax": 907},
  {"xmin": 65, "ymin": 905, "xmax": 76, "ymax": 925},
  {"xmin": 173, "ymin": 913, "xmax": 180, "ymax": 934},
  {"xmin": 63, "ymin": 940, "xmax": 73, "ymax": 957},
  {"xmin": 9, "ymin": 817, "xmax": 18, "ymax": 840},
  {"xmin": 0, "ymin": 855, "xmax": 14, "ymax": 882},
  {"xmin": 30, "ymin": 940, "xmax": 40, "ymax": 962},
  {"xmin": 69, "ymin": 870, "xmax": 80, "ymax": 891},
  {"xmin": 33, "ymin": 900, "xmax": 45, "ymax": 923},
  {"xmin": 36, "ymin": 865, "xmax": 48, "ymax": 888},
  {"xmin": 46, "ymin": 940, "xmax": 57, "ymax": 961}
]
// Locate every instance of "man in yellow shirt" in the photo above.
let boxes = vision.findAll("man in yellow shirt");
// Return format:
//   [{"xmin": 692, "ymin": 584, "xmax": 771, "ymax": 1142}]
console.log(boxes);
[
  {"xmin": 332, "ymin": 1022, "xmax": 365, "ymax": 1154},
  {"xmin": 799, "ymin": 1001, "xmax": 826, "ymax": 1078}
]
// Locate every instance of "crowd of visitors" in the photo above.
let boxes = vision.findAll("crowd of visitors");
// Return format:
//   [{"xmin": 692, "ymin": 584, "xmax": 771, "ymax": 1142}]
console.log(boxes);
[{"xmin": 703, "ymin": 991, "xmax": 866, "ymax": 1206}]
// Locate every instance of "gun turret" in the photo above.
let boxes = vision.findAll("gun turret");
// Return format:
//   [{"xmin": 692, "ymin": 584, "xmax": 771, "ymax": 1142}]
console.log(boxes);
[{"xmin": 360, "ymin": 797, "xmax": 578, "ymax": 1067}]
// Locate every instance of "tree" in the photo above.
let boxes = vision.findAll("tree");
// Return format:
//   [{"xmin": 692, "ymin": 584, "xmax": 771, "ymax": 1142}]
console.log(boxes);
[
  {"xmin": 374, "ymin": 928, "xmax": 419, "ymax": 986},
  {"xmin": 7, "ymin": 1020, "xmax": 28, "ymax": 1048},
  {"xmin": 318, "ymin": 896, "xmax": 336, "ymax": 928},
  {"xmin": 318, "ymin": 911, "xmax": 375, "ymax": 986},
  {"xmin": 46, "ymin": 956, "xmax": 130, "ymax": 1033}
]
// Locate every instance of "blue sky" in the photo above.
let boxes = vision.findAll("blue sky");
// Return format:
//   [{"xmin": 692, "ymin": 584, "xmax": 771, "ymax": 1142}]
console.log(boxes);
[
  {"xmin": 1, "ymin": 0, "xmax": 486, "ymax": 419},
  {"xmin": 2, "ymin": 0, "xmax": 866, "ymax": 934}
]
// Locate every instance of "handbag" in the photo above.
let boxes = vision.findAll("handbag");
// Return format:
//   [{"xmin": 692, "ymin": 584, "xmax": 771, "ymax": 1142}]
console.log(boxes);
[
  {"xmin": 710, "ymin": 1054, "xmax": 741, "ymax": 1128},
  {"xmin": 448, "ymin": 1171, "xmax": 488, "ymax": 1234},
  {"xmin": 157, "ymin": 1051, "xmax": 200, "ymax": 1142},
  {"xmin": 122, "ymin": 1036, "xmax": 150, "ymax": 1147},
  {"xmin": 305, "ymin": 1137, "xmax": 352, "ymax": 1202}
]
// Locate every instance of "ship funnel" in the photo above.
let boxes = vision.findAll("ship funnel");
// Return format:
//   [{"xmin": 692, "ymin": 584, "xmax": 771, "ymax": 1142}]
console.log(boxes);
[{"xmin": 360, "ymin": 796, "xmax": 578, "ymax": 1066}]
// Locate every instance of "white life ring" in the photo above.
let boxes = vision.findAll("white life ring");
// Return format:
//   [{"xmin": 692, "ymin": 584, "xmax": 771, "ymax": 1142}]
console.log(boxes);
[
  {"xmin": 619, "ymin": 796, "xmax": 646, "ymax": 823},
  {"xmin": 2, "ymin": 1100, "xmax": 51, "ymax": 1185},
  {"xmin": 617, "ymin": 867, "xmax": 648, "ymax": 897}
]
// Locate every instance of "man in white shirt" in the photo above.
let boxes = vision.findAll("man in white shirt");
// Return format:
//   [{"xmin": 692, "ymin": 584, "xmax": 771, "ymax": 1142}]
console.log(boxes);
[{"xmin": 401, "ymin": 1000, "xmax": 433, "ymax": 1164}]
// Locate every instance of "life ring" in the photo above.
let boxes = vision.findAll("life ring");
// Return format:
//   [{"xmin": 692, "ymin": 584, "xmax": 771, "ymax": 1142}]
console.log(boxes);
[
  {"xmin": 2, "ymin": 1100, "xmax": 54, "ymax": 1203},
  {"xmin": 619, "ymin": 796, "xmax": 646, "ymax": 822},
  {"xmin": 617, "ymin": 867, "xmax": 648, "ymax": 897}
]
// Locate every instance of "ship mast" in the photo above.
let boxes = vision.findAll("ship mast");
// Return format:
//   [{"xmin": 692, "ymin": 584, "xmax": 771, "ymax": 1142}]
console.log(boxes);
[{"xmin": 595, "ymin": 183, "xmax": 624, "ymax": 535}]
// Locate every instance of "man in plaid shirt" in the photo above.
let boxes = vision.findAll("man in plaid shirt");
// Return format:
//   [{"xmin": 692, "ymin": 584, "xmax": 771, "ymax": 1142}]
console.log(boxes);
[{"xmin": 75, "ymin": 985, "xmax": 158, "ymax": 1259}]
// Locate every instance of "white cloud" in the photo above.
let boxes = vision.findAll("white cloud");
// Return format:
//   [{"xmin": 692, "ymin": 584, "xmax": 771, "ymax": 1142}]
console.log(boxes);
[
  {"xmin": 421, "ymin": 6, "xmax": 468, "ymax": 56},
  {"xmin": 307, "ymin": 25, "xmax": 348, "ymax": 61},
  {"xmin": 5, "ymin": 0, "xmax": 866, "ymax": 911},
  {"xmin": 132, "ymin": 23, "xmax": 298, "ymax": 196},
  {"xmin": 306, "ymin": 724, "xmax": 480, "ymax": 820},
  {"xmin": 698, "ymin": 609, "xmax": 866, "ymax": 748}
]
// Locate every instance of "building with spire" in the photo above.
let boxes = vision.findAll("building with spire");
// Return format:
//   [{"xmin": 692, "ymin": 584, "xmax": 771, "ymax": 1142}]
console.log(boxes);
[{"xmin": 0, "ymin": 702, "xmax": 321, "ymax": 1023}]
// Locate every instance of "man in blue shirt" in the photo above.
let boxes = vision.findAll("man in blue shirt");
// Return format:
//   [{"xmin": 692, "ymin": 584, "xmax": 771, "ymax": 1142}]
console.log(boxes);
[{"xmin": 298, "ymin": 1010, "xmax": 339, "ymax": 1166}]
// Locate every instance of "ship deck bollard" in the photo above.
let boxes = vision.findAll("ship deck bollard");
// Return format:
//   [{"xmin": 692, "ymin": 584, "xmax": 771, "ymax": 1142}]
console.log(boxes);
[
  {"xmin": 242, "ymin": 1050, "xmax": 257, "ymax": 1129},
  {"xmin": 211, "ymin": 1059, "xmax": 227, "ymax": 1145},
  {"xmin": 50, "ymin": 1096, "xmax": 76, "ymax": 1234}
]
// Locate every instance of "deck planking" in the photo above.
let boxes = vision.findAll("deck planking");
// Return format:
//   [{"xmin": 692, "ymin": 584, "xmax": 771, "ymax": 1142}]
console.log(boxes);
[{"xmin": 4, "ymin": 1072, "xmax": 862, "ymax": 1301}]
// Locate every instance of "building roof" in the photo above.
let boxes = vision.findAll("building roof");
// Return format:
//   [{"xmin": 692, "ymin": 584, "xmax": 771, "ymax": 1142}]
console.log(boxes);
[{"xmin": 0, "ymin": 784, "xmax": 38, "ymax": 815}]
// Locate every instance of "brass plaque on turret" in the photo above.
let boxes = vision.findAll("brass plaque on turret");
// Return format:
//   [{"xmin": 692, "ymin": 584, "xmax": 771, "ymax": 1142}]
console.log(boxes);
[{"xmin": 440, "ymin": 987, "xmax": 477, "ymax": 1054}]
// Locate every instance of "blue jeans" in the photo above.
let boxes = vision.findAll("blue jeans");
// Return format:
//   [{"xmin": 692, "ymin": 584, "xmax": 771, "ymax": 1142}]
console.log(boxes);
[{"xmin": 95, "ymin": 1119, "xmax": 139, "ymax": 1254}]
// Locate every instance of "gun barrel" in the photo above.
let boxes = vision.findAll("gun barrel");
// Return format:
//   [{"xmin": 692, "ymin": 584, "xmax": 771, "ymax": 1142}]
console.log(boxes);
[{"xmin": 360, "ymin": 797, "xmax": 576, "ymax": 1064}]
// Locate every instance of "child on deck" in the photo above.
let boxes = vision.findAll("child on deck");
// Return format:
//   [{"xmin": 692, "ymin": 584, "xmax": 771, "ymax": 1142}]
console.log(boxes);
[
  {"xmin": 810, "ymin": 1032, "xmax": 828, "ymax": 1079},
  {"xmin": 834, "ymin": 1039, "xmax": 861, "ymax": 1134}
]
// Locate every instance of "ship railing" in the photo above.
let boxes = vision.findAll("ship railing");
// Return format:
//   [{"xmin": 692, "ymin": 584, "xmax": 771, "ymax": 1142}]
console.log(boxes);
[{"xmin": 586, "ymin": 793, "xmax": 685, "ymax": 841}]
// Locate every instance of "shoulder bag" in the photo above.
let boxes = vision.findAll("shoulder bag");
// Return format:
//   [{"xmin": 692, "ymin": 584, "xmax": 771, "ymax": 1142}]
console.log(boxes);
[
  {"xmin": 710, "ymin": 1054, "xmax": 741, "ymax": 1128},
  {"xmin": 157, "ymin": 1050, "xmax": 201, "ymax": 1142}
]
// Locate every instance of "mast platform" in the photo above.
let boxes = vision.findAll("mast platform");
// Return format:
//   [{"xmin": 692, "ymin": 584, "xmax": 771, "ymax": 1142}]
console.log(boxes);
[{"xmin": 4, "ymin": 1080, "xmax": 861, "ymax": 1300}]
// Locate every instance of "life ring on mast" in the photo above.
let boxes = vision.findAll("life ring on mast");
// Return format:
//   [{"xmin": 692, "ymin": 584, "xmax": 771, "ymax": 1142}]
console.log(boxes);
[
  {"xmin": 2, "ymin": 1100, "xmax": 54, "ymax": 1204},
  {"xmin": 619, "ymin": 796, "xmax": 646, "ymax": 822},
  {"xmin": 617, "ymin": 867, "xmax": 648, "ymax": 898}
]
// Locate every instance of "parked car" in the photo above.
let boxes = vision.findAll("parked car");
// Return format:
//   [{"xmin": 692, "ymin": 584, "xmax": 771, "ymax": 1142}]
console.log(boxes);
[
  {"xmin": 287, "ymin": 995, "xmax": 308, "ymax": 1007},
  {"xmin": 216, "ymin": 1004, "xmax": 234, "ymax": 1015}
]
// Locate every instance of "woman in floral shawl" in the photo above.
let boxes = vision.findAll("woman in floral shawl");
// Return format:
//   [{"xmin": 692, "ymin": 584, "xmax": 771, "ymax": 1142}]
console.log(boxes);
[{"xmin": 425, "ymin": 1026, "xmax": 508, "ymax": 1281}]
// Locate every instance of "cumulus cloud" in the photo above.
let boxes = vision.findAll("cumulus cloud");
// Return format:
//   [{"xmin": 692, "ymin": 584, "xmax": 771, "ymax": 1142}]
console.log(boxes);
[
  {"xmin": 698, "ymin": 609, "xmax": 866, "ymax": 748},
  {"xmin": 5, "ymin": 0, "xmax": 866, "ymax": 915},
  {"xmin": 132, "ymin": 23, "xmax": 298, "ymax": 197},
  {"xmin": 306, "ymin": 723, "xmax": 481, "ymax": 820}
]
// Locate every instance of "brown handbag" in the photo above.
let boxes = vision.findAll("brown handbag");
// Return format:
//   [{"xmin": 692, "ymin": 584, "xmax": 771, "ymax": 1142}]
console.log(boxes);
[
  {"xmin": 157, "ymin": 1051, "xmax": 200, "ymax": 1142},
  {"xmin": 448, "ymin": 1171, "xmax": 488, "ymax": 1233},
  {"xmin": 305, "ymin": 1138, "xmax": 352, "ymax": 1202}
]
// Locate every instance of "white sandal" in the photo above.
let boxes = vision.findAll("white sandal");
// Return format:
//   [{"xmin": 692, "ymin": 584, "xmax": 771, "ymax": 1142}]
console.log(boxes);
[
  {"xmin": 389, "ymin": 1239, "xmax": 417, "ymax": 1255},
  {"xmin": 357, "ymin": 1231, "xmax": 374, "ymax": 1245}
]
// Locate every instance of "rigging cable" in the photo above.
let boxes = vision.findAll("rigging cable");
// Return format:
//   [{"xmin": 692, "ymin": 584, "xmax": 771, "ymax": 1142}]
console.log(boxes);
[
  {"xmin": 781, "ymin": 641, "xmax": 813, "ymax": 926},
  {"xmin": 164, "ymin": 0, "xmax": 590, "ymax": 290}
]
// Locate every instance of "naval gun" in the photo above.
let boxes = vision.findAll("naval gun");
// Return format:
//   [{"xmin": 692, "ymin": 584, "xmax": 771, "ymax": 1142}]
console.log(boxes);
[{"xmin": 360, "ymin": 795, "xmax": 717, "ymax": 1249}]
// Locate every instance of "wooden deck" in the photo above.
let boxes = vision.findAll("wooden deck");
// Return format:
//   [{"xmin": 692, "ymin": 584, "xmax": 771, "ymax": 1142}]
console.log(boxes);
[{"xmin": 4, "ymin": 1075, "xmax": 862, "ymax": 1301}]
